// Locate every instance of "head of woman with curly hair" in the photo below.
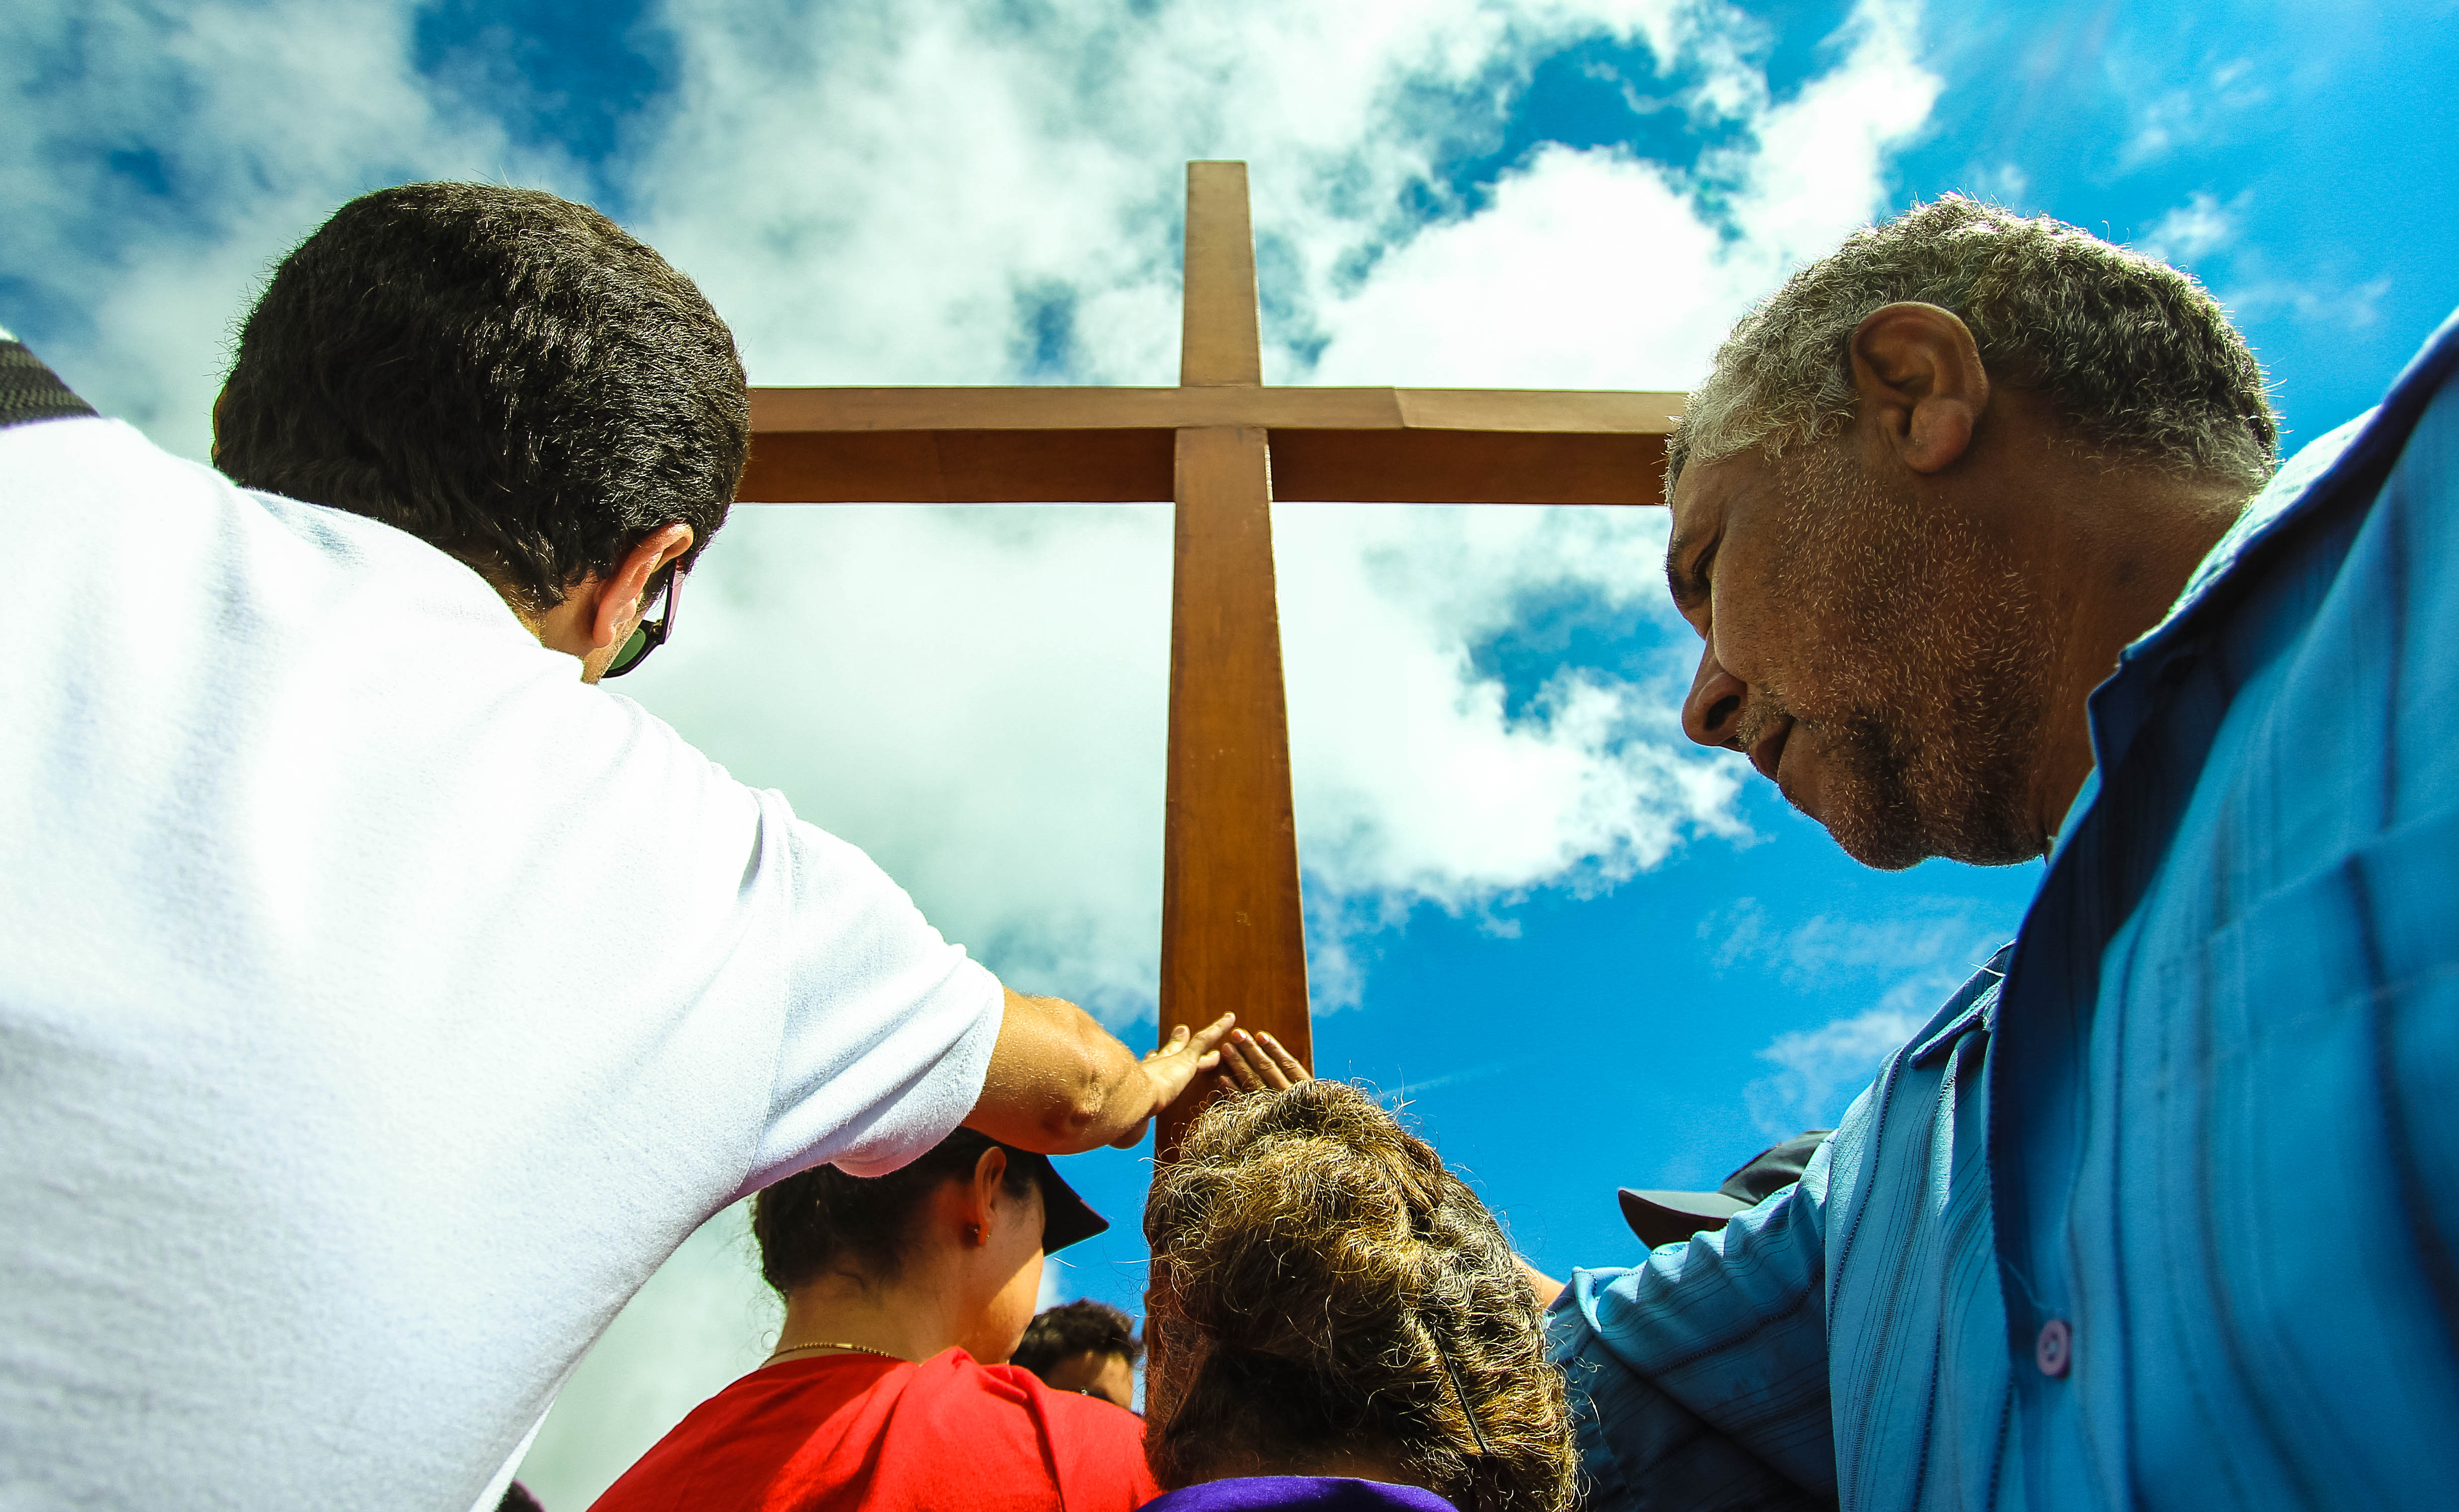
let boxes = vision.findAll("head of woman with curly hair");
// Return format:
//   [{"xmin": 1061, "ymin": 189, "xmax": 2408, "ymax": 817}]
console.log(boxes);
[{"xmin": 1140, "ymin": 1082, "xmax": 1576, "ymax": 1512}]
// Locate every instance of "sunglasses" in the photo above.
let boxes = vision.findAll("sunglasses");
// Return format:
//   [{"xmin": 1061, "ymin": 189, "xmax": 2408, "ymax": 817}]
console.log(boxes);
[{"xmin": 603, "ymin": 564, "xmax": 682, "ymax": 679}]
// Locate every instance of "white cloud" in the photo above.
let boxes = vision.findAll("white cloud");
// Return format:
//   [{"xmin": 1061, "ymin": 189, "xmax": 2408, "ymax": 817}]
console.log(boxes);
[
  {"xmin": 0, "ymin": 0, "xmax": 585, "ymax": 453},
  {"xmin": 2139, "ymin": 189, "xmax": 2241, "ymax": 265},
  {"xmin": 4, "ymin": 0, "xmax": 1939, "ymax": 1018},
  {"xmin": 1718, "ymin": 894, "xmax": 2008, "ymax": 1136},
  {"xmin": 1310, "ymin": 144, "xmax": 1733, "ymax": 388},
  {"xmin": 1743, "ymin": 998, "xmax": 1927, "ymax": 1137},
  {"xmin": 2, "ymin": 0, "xmax": 1942, "ymax": 1495},
  {"xmin": 1703, "ymin": 894, "xmax": 2003, "ymax": 988},
  {"xmin": 2119, "ymin": 56, "xmax": 2263, "ymax": 169},
  {"xmin": 2225, "ymin": 273, "xmax": 2395, "ymax": 332},
  {"xmin": 619, "ymin": 503, "xmax": 1177, "ymax": 1020},
  {"xmin": 552, "ymin": 0, "xmax": 1934, "ymax": 1024},
  {"xmin": 1280, "ymin": 501, "xmax": 1747, "ymax": 1005}
]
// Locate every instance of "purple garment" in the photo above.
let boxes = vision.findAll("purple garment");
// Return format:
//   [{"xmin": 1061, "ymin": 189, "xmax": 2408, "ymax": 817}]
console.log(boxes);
[{"xmin": 1141, "ymin": 1477, "xmax": 1459, "ymax": 1511}]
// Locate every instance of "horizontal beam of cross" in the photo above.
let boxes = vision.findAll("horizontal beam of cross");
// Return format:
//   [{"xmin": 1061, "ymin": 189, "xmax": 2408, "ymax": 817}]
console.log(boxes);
[{"xmin": 741, "ymin": 386, "xmax": 1685, "ymax": 505}]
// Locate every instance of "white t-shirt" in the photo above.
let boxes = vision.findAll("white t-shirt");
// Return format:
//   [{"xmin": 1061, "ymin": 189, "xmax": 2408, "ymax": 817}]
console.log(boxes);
[{"xmin": 0, "ymin": 414, "xmax": 1007, "ymax": 1509}]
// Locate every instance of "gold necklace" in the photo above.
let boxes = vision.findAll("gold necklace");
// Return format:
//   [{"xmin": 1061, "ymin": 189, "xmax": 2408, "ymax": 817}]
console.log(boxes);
[{"xmin": 767, "ymin": 1339, "xmax": 905, "ymax": 1364}]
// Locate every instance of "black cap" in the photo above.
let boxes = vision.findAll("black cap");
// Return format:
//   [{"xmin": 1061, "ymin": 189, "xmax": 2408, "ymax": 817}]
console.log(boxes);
[
  {"xmin": 1617, "ymin": 1130, "xmax": 1832, "ymax": 1250},
  {"xmin": 1002, "ymin": 1148, "xmax": 1110, "ymax": 1256}
]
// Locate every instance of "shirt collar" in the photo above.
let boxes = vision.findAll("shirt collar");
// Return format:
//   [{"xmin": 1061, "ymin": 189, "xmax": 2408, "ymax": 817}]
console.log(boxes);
[
  {"xmin": 2045, "ymin": 766, "xmax": 2101, "ymax": 867},
  {"xmin": 2127, "ymin": 302, "xmax": 2459, "ymax": 667},
  {"xmin": 1907, "ymin": 942, "xmax": 2018, "ymax": 1064}
]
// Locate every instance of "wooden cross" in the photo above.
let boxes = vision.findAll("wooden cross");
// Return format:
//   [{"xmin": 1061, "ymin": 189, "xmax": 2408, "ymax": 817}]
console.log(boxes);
[{"xmin": 742, "ymin": 162, "xmax": 1682, "ymax": 1152}]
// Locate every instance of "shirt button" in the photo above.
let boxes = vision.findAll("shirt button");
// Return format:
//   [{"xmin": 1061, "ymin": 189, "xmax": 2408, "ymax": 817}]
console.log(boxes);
[{"xmin": 2035, "ymin": 1318, "xmax": 2072, "ymax": 1378}]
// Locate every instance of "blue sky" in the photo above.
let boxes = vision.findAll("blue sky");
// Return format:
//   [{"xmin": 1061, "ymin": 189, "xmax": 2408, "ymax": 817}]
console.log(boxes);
[
  {"xmin": 8, "ymin": 0, "xmax": 2454, "ymax": 1499},
  {"xmin": 1037, "ymin": 0, "xmax": 2459, "ymax": 1311}
]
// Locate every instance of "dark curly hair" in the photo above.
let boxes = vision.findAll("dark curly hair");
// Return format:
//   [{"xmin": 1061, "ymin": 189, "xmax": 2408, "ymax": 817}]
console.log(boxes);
[
  {"xmin": 1143, "ymin": 1082, "xmax": 1575, "ymax": 1512},
  {"xmin": 753, "ymin": 1128, "xmax": 1036, "ymax": 1294},
  {"xmin": 215, "ymin": 182, "xmax": 747, "ymax": 614},
  {"xmin": 1013, "ymin": 1299, "xmax": 1143, "ymax": 1379}
]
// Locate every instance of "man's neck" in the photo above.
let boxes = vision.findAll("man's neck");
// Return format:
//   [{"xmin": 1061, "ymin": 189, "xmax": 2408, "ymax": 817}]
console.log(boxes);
[
  {"xmin": 773, "ymin": 1264, "xmax": 967, "ymax": 1365},
  {"xmin": 2022, "ymin": 467, "xmax": 2252, "ymax": 848}
]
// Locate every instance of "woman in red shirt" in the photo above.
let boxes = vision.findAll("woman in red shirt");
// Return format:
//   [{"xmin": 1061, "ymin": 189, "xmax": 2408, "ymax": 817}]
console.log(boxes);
[{"xmin": 592, "ymin": 1128, "xmax": 1155, "ymax": 1511}]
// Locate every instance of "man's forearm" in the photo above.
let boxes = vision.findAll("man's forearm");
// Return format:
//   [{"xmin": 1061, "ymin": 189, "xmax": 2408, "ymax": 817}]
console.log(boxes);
[{"xmin": 966, "ymin": 989, "xmax": 1153, "ymax": 1153}]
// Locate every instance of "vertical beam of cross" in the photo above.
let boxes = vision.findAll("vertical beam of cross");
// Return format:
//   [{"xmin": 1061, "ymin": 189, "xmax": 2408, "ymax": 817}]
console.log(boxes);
[
  {"xmin": 1179, "ymin": 162, "xmax": 1265, "ymax": 388},
  {"xmin": 1157, "ymin": 162, "xmax": 1312, "ymax": 1156}
]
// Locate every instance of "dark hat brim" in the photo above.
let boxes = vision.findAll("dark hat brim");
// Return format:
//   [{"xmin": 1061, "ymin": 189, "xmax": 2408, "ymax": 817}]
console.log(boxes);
[
  {"xmin": 1618, "ymin": 1187, "xmax": 1752, "ymax": 1250},
  {"xmin": 1006, "ymin": 1149, "xmax": 1109, "ymax": 1255}
]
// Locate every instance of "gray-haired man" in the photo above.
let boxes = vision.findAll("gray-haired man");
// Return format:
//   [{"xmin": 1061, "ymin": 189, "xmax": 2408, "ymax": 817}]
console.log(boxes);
[{"xmin": 1546, "ymin": 197, "xmax": 2459, "ymax": 1511}]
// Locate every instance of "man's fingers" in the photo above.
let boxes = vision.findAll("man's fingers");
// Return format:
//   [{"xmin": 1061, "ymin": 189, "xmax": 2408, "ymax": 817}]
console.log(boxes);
[
  {"xmin": 1203, "ymin": 1029, "xmax": 1314, "ymax": 1093},
  {"xmin": 1221, "ymin": 1029, "xmax": 1303, "ymax": 1090},
  {"xmin": 1258, "ymin": 1032, "xmax": 1309, "ymax": 1082},
  {"xmin": 1236, "ymin": 1031, "xmax": 1288, "ymax": 1090},
  {"xmin": 1141, "ymin": 1019, "xmax": 1237, "ymax": 1108},
  {"xmin": 1185, "ymin": 1012, "xmax": 1236, "ymax": 1055},
  {"xmin": 1151, "ymin": 1014, "xmax": 1237, "ymax": 1065}
]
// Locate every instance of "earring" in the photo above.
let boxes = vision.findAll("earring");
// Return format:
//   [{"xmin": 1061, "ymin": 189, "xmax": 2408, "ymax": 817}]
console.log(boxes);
[{"xmin": 967, "ymin": 1223, "xmax": 983, "ymax": 1246}]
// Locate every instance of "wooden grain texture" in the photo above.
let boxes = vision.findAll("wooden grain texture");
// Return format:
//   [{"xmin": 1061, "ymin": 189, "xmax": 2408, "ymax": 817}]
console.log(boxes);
[
  {"xmin": 747, "ymin": 385, "xmax": 1684, "ymax": 436},
  {"xmin": 741, "ymin": 387, "xmax": 1682, "ymax": 503},
  {"xmin": 740, "ymin": 428, "xmax": 1176, "ymax": 503},
  {"xmin": 1156, "ymin": 426, "xmax": 1310, "ymax": 1156},
  {"xmin": 1181, "ymin": 162, "xmax": 1263, "ymax": 388},
  {"xmin": 739, "ymin": 425, "xmax": 1670, "ymax": 504},
  {"xmin": 1266, "ymin": 429, "xmax": 1669, "ymax": 505}
]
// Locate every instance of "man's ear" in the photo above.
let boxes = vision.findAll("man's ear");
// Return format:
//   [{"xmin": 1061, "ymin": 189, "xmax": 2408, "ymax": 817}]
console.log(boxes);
[
  {"xmin": 586, "ymin": 522, "xmax": 696, "ymax": 653},
  {"xmin": 962, "ymin": 1147, "xmax": 1012, "ymax": 1247},
  {"xmin": 1847, "ymin": 302, "xmax": 1988, "ymax": 476}
]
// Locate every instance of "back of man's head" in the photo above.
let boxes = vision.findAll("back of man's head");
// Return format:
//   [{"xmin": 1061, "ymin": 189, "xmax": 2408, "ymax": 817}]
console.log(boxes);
[
  {"xmin": 1668, "ymin": 193, "xmax": 2278, "ymax": 499},
  {"xmin": 216, "ymin": 182, "xmax": 747, "ymax": 614}
]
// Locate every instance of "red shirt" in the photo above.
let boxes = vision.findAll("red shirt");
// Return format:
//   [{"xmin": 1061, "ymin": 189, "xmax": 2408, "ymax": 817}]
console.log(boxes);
[{"xmin": 591, "ymin": 1348, "xmax": 1160, "ymax": 1511}]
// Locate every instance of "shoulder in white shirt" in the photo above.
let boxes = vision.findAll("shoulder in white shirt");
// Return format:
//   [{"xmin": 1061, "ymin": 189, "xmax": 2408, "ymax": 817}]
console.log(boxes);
[{"xmin": 0, "ymin": 412, "xmax": 1004, "ymax": 1510}]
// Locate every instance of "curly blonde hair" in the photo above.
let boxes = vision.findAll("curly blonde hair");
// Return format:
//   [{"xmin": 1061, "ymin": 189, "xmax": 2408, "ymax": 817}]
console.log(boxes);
[{"xmin": 1142, "ymin": 1082, "xmax": 1575, "ymax": 1512}]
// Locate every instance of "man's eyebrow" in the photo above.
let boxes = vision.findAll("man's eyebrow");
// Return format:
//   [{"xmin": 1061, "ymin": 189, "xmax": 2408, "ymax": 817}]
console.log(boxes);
[{"xmin": 1665, "ymin": 531, "xmax": 1711, "ymax": 611}]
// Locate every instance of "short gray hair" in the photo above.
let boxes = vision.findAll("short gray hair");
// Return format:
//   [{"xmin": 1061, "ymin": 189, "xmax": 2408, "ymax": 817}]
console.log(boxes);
[{"xmin": 1668, "ymin": 195, "xmax": 2278, "ymax": 499}]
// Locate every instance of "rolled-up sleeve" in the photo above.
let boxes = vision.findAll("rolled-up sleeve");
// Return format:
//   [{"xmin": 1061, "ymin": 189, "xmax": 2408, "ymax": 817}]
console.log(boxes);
[
  {"xmin": 735, "ymin": 790, "xmax": 1006, "ymax": 1194},
  {"xmin": 1546, "ymin": 1145, "xmax": 1839, "ymax": 1511}
]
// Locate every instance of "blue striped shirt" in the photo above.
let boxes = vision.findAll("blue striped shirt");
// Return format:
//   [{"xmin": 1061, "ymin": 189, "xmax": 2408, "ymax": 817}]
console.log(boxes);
[{"xmin": 1548, "ymin": 305, "xmax": 2459, "ymax": 1512}]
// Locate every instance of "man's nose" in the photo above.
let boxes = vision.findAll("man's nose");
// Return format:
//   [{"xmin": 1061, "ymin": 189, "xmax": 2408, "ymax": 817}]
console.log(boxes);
[{"xmin": 1683, "ymin": 643, "xmax": 1746, "ymax": 749}]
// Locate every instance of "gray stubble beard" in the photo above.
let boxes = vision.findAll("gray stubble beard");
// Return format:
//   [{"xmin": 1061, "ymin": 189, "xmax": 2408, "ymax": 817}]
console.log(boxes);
[{"xmin": 1769, "ymin": 444, "xmax": 2056, "ymax": 871}]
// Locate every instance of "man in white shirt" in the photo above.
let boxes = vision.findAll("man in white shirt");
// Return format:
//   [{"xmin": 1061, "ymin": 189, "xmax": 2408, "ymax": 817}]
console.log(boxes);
[{"xmin": 0, "ymin": 184, "xmax": 1228, "ymax": 1510}]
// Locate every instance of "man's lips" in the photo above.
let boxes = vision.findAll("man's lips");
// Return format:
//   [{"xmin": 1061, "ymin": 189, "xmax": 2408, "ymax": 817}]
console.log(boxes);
[{"xmin": 1746, "ymin": 718, "xmax": 1793, "ymax": 786}]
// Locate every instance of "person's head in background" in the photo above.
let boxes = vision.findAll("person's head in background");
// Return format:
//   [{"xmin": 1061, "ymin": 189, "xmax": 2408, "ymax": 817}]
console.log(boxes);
[
  {"xmin": 213, "ymin": 181, "xmax": 748, "ymax": 683},
  {"xmin": 1014, "ymin": 1299, "xmax": 1142, "ymax": 1410},
  {"xmin": 753, "ymin": 1126, "xmax": 1106, "ymax": 1367},
  {"xmin": 1142, "ymin": 1082, "xmax": 1575, "ymax": 1512},
  {"xmin": 1667, "ymin": 195, "xmax": 2277, "ymax": 870}
]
